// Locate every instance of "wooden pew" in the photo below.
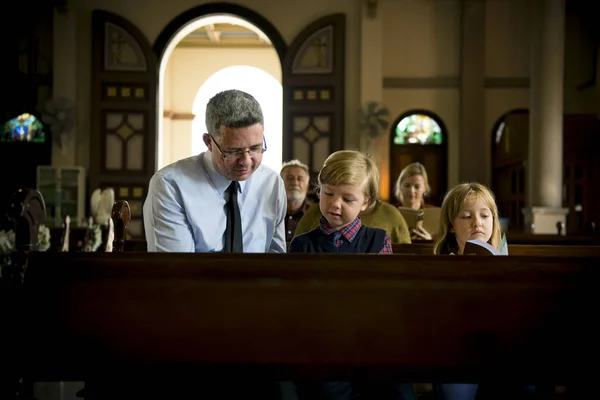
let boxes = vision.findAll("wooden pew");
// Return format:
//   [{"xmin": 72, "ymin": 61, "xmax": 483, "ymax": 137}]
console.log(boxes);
[
  {"xmin": 1, "ymin": 188, "xmax": 45, "ymax": 399},
  {"xmin": 392, "ymin": 243, "xmax": 600, "ymax": 257},
  {"xmin": 1, "ymin": 196, "xmax": 596, "ymax": 397},
  {"xmin": 114, "ymin": 239, "xmax": 600, "ymax": 257},
  {"xmin": 18, "ymin": 251, "xmax": 598, "ymax": 390},
  {"xmin": 504, "ymin": 232, "xmax": 600, "ymax": 245},
  {"xmin": 108, "ymin": 199, "xmax": 600, "ymax": 257},
  {"xmin": 122, "ymin": 240, "xmax": 600, "ymax": 257}
]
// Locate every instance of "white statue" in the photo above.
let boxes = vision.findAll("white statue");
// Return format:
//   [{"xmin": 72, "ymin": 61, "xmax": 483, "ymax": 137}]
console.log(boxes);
[{"xmin": 90, "ymin": 188, "xmax": 115, "ymax": 226}]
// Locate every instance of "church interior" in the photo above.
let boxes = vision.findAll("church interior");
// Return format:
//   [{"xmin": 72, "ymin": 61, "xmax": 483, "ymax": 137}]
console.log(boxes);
[
  {"xmin": 0, "ymin": 0, "xmax": 598, "ymax": 399},
  {"xmin": 3, "ymin": 0, "xmax": 600, "ymax": 237}
]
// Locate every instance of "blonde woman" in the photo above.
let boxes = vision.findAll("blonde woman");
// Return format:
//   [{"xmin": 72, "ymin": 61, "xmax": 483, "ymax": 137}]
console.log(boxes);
[{"xmin": 394, "ymin": 162, "xmax": 435, "ymax": 240}]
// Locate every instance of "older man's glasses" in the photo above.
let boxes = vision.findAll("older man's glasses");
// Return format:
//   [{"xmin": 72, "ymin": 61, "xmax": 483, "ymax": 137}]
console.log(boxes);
[{"xmin": 209, "ymin": 134, "xmax": 267, "ymax": 161}]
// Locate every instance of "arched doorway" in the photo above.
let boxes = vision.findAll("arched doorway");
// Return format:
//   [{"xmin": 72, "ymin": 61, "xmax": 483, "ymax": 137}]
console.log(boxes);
[
  {"xmin": 492, "ymin": 109, "xmax": 600, "ymax": 234},
  {"xmin": 153, "ymin": 3, "xmax": 347, "ymax": 178},
  {"xmin": 156, "ymin": 13, "xmax": 282, "ymax": 171},
  {"xmin": 388, "ymin": 110, "xmax": 448, "ymax": 207},
  {"xmin": 491, "ymin": 109, "xmax": 528, "ymax": 233}
]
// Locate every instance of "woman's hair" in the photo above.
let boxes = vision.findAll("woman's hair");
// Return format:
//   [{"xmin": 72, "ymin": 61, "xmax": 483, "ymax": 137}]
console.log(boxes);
[
  {"xmin": 317, "ymin": 150, "xmax": 379, "ymax": 206},
  {"xmin": 393, "ymin": 162, "xmax": 430, "ymax": 206},
  {"xmin": 433, "ymin": 182, "xmax": 502, "ymax": 255}
]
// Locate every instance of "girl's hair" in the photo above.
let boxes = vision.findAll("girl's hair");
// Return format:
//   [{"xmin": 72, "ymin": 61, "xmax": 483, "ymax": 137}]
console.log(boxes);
[
  {"xmin": 433, "ymin": 182, "xmax": 502, "ymax": 255},
  {"xmin": 393, "ymin": 162, "xmax": 430, "ymax": 206},
  {"xmin": 317, "ymin": 150, "xmax": 380, "ymax": 206}
]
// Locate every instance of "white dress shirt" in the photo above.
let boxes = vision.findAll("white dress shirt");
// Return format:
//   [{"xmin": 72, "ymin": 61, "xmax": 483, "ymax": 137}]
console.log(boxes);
[{"xmin": 143, "ymin": 152, "xmax": 287, "ymax": 253}]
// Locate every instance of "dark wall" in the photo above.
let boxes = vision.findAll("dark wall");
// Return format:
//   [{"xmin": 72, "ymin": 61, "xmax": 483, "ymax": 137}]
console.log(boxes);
[{"xmin": 0, "ymin": 1, "xmax": 54, "ymax": 223}]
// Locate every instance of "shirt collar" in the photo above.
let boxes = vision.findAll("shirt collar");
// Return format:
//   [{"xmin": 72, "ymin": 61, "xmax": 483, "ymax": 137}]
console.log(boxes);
[
  {"xmin": 318, "ymin": 216, "xmax": 362, "ymax": 242},
  {"xmin": 201, "ymin": 151, "xmax": 247, "ymax": 196}
]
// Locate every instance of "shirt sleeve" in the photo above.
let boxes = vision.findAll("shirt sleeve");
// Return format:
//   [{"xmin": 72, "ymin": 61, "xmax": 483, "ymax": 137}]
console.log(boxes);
[
  {"xmin": 143, "ymin": 173, "xmax": 195, "ymax": 252},
  {"xmin": 380, "ymin": 234, "xmax": 393, "ymax": 254},
  {"xmin": 268, "ymin": 176, "xmax": 288, "ymax": 253}
]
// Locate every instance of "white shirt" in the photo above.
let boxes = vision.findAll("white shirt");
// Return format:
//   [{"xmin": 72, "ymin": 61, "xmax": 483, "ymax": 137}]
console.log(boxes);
[{"xmin": 143, "ymin": 152, "xmax": 287, "ymax": 253}]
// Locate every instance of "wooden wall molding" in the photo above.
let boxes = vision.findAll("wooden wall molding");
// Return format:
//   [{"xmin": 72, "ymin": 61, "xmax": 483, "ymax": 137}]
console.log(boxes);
[
  {"xmin": 163, "ymin": 110, "xmax": 196, "ymax": 120},
  {"xmin": 383, "ymin": 77, "xmax": 530, "ymax": 89}
]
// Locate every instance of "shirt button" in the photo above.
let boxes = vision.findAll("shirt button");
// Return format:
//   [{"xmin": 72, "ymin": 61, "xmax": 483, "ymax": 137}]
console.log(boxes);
[{"xmin": 287, "ymin": 231, "xmax": 292, "ymax": 235}]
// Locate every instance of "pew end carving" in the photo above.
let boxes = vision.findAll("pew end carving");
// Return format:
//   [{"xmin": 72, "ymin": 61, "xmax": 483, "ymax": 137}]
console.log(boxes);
[
  {"xmin": 9, "ymin": 188, "xmax": 46, "ymax": 252},
  {"xmin": 61, "ymin": 215, "xmax": 71, "ymax": 252},
  {"xmin": 111, "ymin": 200, "xmax": 130, "ymax": 252}
]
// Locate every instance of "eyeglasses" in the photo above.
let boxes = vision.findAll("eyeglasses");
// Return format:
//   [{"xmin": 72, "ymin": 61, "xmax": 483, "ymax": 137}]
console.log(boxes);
[{"xmin": 209, "ymin": 134, "xmax": 267, "ymax": 161}]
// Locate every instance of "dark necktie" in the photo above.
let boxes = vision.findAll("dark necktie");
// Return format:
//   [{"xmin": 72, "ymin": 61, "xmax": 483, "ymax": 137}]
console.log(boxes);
[{"xmin": 224, "ymin": 181, "xmax": 243, "ymax": 253}]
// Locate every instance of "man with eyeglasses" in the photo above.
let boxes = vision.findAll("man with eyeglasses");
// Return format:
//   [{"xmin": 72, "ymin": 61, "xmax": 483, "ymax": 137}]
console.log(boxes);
[{"xmin": 143, "ymin": 89, "xmax": 287, "ymax": 255}]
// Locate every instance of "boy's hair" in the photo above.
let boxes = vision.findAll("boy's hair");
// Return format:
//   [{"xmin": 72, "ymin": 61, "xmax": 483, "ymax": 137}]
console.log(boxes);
[
  {"xmin": 433, "ymin": 182, "xmax": 502, "ymax": 255},
  {"xmin": 317, "ymin": 150, "xmax": 379, "ymax": 206},
  {"xmin": 393, "ymin": 162, "xmax": 430, "ymax": 205}
]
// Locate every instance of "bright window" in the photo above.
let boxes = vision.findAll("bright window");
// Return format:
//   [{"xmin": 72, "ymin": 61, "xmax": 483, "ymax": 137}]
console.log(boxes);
[
  {"xmin": 394, "ymin": 114, "xmax": 443, "ymax": 145},
  {"xmin": 2, "ymin": 113, "xmax": 46, "ymax": 143}
]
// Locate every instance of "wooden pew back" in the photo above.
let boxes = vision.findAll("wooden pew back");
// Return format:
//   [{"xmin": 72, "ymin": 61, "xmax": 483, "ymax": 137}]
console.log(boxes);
[
  {"xmin": 392, "ymin": 243, "xmax": 600, "ymax": 257},
  {"xmin": 21, "ymin": 251, "xmax": 598, "ymax": 384}
]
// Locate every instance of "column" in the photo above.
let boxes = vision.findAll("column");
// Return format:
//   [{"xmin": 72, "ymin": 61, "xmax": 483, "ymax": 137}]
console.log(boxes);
[
  {"xmin": 524, "ymin": 0, "xmax": 568, "ymax": 234},
  {"xmin": 359, "ymin": 1, "xmax": 386, "ymax": 196},
  {"xmin": 458, "ymin": 0, "xmax": 487, "ymax": 184},
  {"xmin": 52, "ymin": 7, "xmax": 77, "ymax": 166}
]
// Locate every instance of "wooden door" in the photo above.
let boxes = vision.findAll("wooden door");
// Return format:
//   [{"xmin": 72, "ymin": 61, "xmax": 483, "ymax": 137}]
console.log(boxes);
[
  {"xmin": 282, "ymin": 14, "xmax": 346, "ymax": 182},
  {"xmin": 562, "ymin": 115, "xmax": 600, "ymax": 235},
  {"xmin": 492, "ymin": 112, "xmax": 600, "ymax": 234},
  {"xmin": 492, "ymin": 111, "xmax": 528, "ymax": 232},
  {"xmin": 90, "ymin": 11, "xmax": 157, "ymax": 238}
]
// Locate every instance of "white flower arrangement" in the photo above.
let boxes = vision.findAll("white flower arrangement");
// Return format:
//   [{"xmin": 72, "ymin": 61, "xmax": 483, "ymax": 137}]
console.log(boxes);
[
  {"xmin": 38, "ymin": 224, "xmax": 51, "ymax": 252},
  {"xmin": 84, "ymin": 223, "xmax": 103, "ymax": 252},
  {"xmin": 0, "ymin": 225, "xmax": 51, "ymax": 254},
  {"xmin": 0, "ymin": 230, "xmax": 16, "ymax": 255}
]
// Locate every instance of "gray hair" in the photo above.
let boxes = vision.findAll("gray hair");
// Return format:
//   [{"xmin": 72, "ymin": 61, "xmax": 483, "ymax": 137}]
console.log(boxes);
[
  {"xmin": 280, "ymin": 159, "xmax": 310, "ymax": 177},
  {"xmin": 205, "ymin": 89, "xmax": 264, "ymax": 136}
]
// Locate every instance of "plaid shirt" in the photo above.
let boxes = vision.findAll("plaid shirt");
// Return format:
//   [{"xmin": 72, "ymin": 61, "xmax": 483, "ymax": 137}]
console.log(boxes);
[{"xmin": 318, "ymin": 216, "xmax": 393, "ymax": 254}]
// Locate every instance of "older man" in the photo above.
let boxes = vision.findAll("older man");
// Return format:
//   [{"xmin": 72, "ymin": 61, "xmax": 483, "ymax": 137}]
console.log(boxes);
[{"xmin": 280, "ymin": 159, "xmax": 311, "ymax": 242}]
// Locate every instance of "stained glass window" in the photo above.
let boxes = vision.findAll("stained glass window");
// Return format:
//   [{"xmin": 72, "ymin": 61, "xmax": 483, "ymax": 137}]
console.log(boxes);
[
  {"xmin": 1, "ymin": 113, "xmax": 46, "ymax": 143},
  {"xmin": 394, "ymin": 114, "xmax": 443, "ymax": 145}
]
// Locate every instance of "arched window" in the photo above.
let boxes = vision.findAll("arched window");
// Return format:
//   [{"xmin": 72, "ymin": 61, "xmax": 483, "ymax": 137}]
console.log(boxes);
[
  {"xmin": 389, "ymin": 110, "xmax": 448, "ymax": 206},
  {"xmin": 2, "ymin": 113, "xmax": 46, "ymax": 143}
]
